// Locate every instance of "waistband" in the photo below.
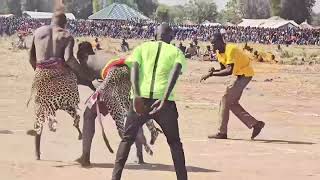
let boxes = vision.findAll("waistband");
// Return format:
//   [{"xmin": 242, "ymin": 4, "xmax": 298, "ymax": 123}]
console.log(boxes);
[
  {"xmin": 36, "ymin": 58, "xmax": 65, "ymax": 69},
  {"xmin": 100, "ymin": 58, "xmax": 126, "ymax": 79}
]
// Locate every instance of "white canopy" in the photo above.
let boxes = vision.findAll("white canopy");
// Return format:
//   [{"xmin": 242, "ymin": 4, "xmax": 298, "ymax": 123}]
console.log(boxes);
[
  {"xmin": 238, "ymin": 16, "xmax": 300, "ymax": 29},
  {"xmin": 22, "ymin": 11, "xmax": 76, "ymax": 20},
  {"xmin": 300, "ymin": 21, "xmax": 314, "ymax": 29},
  {"xmin": 201, "ymin": 20, "xmax": 221, "ymax": 26},
  {"xmin": 0, "ymin": 14, "xmax": 14, "ymax": 18}
]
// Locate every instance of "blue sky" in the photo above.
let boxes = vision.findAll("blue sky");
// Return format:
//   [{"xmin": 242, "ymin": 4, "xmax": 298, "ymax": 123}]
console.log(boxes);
[{"xmin": 158, "ymin": 0, "xmax": 320, "ymax": 13}]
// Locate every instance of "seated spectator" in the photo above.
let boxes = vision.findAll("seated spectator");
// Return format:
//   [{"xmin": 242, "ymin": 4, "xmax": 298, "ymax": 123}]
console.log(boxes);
[
  {"xmin": 17, "ymin": 33, "xmax": 27, "ymax": 49},
  {"xmin": 203, "ymin": 45, "xmax": 214, "ymax": 61},
  {"xmin": 121, "ymin": 38, "xmax": 129, "ymax": 52},
  {"xmin": 178, "ymin": 42, "xmax": 186, "ymax": 54},
  {"xmin": 92, "ymin": 37, "xmax": 102, "ymax": 50},
  {"xmin": 185, "ymin": 43, "xmax": 197, "ymax": 58}
]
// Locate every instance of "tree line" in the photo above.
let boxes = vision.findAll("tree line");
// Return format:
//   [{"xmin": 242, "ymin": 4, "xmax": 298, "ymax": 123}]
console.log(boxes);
[{"xmin": 0, "ymin": 0, "xmax": 318, "ymax": 25}]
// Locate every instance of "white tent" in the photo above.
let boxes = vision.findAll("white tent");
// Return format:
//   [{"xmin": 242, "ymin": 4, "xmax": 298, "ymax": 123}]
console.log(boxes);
[
  {"xmin": 238, "ymin": 16, "xmax": 300, "ymax": 29},
  {"xmin": 201, "ymin": 20, "xmax": 221, "ymax": 26},
  {"xmin": 225, "ymin": 22, "xmax": 236, "ymax": 26},
  {"xmin": 300, "ymin": 21, "xmax": 314, "ymax": 29},
  {"xmin": 0, "ymin": 14, "xmax": 14, "ymax": 18},
  {"xmin": 22, "ymin": 11, "xmax": 76, "ymax": 20}
]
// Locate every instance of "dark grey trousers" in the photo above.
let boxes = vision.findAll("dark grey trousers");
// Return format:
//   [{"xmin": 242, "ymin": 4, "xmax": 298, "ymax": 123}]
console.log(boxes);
[
  {"xmin": 81, "ymin": 105, "xmax": 145, "ymax": 163},
  {"xmin": 112, "ymin": 99, "xmax": 188, "ymax": 180}
]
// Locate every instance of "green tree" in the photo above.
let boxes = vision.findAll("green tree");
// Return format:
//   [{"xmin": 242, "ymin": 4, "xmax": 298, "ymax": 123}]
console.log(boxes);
[
  {"xmin": 271, "ymin": 0, "xmax": 281, "ymax": 16},
  {"xmin": 168, "ymin": 5, "xmax": 186, "ymax": 23},
  {"xmin": 65, "ymin": 0, "xmax": 93, "ymax": 19},
  {"xmin": 280, "ymin": 0, "xmax": 316, "ymax": 24},
  {"xmin": 134, "ymin": 0, "xmax": 158, "ymax": 17},
  {"xmin": 185, "ymin": 0, "xmax": 218, "ymax": 24},
  {"xmin": 311, "ymin": 12, "xmax": 320, "ymax": 26},
  {"xmin": 6, "ymin": 0, "xmax": 22, "ymax": 16},
  {"xmin": 93, "ymin": 0, "xmax": 102, "ymax": 13},
  {"xmin": 156, "ymin": 4, "xmax": 170, "ymax": 22},
  {"xmin": 218, "ymin": 0, "xmax": 242, "ymax": 24},
  {"xmin": 238, "ymin": 0, "xmax": 271, "ymax": 19},
  {"xmin": 0, "ymin": 1, "xmax": 9, "ymax": 13}
]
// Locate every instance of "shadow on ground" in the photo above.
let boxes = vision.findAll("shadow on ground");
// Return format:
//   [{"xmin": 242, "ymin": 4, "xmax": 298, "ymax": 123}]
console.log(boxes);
[
  {"xmin": 54, "ymin": 162, "xmax": 218, "ymax": 173},
  {"xmin": 228, "ymin": 138, "xmax": 315, "ymax": 145},
  {"xmin": 0, "ymin": 130, "xmax": 14, "ymax": 134}
]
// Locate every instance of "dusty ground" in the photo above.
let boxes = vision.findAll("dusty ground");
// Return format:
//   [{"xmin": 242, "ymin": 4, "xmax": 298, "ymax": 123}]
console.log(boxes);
[{"xmin": 0, "ymin": 37, "xmax": 320, "ymax": 180}]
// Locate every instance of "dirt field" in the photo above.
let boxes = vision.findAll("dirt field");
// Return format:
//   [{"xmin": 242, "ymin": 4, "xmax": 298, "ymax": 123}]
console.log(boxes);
[{"xmin": 0, "ymin": 37, "xmax": 320, "ymax": 180}]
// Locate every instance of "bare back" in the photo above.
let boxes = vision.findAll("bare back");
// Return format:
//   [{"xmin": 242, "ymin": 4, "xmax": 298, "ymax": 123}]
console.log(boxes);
[{"xmin": 34, "ymin": 25, "xmax": 71, "ymax": 64}]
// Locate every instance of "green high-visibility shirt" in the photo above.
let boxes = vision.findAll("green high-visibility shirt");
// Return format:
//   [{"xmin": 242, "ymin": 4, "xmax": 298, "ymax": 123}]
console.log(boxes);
[{"xmin": 125, "ymin": 41, "xmax": 187, "ymax": 101}]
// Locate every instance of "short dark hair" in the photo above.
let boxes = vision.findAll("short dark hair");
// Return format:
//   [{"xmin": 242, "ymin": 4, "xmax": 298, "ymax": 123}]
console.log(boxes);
[
  {"xmin": 212, "ymin": 32, "xmax": 225, "ymax": 53},
  {"xmin": 77, "ymin": 41, "xmax": 95, "ymax": 60},
  {"xmin": 52, "ymin": 12, "xmax": 67, "ymax": 27},
  {"xmin": 156, "ymin": 23, "xmax": 173, "ymax": 43}
]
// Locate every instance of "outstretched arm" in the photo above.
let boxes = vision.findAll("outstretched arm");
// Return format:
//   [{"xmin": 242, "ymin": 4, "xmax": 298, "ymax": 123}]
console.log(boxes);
[
  {"xmin": 64, "ymin": 37, "xmax": 87, "ymax": 79},
  {"xmin": 201, "ymin": 64, "xmax": 234, "ymax": 82},
  {"xmin": 29, "ymin": 36, "xmax": 36, "ymax": 70}
]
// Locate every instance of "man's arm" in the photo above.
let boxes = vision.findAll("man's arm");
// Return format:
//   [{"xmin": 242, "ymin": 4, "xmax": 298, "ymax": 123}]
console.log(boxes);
[
  {"xmin": 64, "ymin": 37, "xmax": 92, "ymax": 81},
  {"xmin": 64, "ymin": 36, "xmax": 97, "ymax": 90},
  {"xmin": 201, "ymin": 64, "xmax": 234, "ymax": 82},
  {"xmin": 131, "ymin": 62, "xmax": 140, "ymax": 97},
  {"xmin": 29, "ymin": 36, "xmax": 36, "ymax": 70},
  {"xmin": 149, "ymin": 63, "xmax": 182, "ymax": 115},
  {"xmin": 162, "ymin": 63, "xmax": 182, "ymax": 101},
  {"xmin": 77, "ymin": 78, "xmax": 96, "ymax": 91},
  {"xmin": 211, "ymin": 64, "xmax": 233, "ymax": 76}
]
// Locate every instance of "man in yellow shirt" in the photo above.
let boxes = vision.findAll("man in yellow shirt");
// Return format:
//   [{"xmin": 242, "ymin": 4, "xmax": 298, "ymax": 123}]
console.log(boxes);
[{"xmin": 201, "ymin": 32, "xmax": 265, "ymax": 140}]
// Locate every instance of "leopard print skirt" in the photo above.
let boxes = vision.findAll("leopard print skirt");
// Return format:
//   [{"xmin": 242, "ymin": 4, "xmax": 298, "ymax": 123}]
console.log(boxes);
[{"xmin": 32, "ymin": 66, "xmax": 80, "ymax": 134}]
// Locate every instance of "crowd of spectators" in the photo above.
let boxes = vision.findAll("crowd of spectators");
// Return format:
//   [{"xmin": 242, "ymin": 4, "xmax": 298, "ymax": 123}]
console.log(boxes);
[{"xmin": 1, "ymin": 17, "xmax": 320, "ymax": 45}]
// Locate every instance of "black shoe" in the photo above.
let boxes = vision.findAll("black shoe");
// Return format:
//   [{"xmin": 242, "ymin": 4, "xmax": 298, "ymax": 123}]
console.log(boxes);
[
  {"xmin": 251, "ymin": 121, "xmax": 265, "ymax": 140},
  {"xmin": 208, "ymin": 133, "xmax": 228, "ymax": 139}
]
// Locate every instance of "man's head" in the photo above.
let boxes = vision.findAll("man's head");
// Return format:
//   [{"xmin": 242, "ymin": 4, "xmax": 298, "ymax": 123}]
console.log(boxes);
[
  {"xmin": 77, "ymin": 41, "xmax": 95, "ymax": 63},
  {"xmin": 212, "ymin": 32, "xmax": 226, "ymax": 53},
  {"xmin": 52, "ymin": 6, "xmax": 67, "ymax": 28},
  {"xmin": 155, "ymin": 23, "xmax": 174, "ymax": 44}
]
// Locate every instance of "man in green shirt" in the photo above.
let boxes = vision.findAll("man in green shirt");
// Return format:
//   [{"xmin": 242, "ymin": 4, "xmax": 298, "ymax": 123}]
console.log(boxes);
[{"xmin": 111, "ymin": 23, "xmax": 188, "ymax": 180}]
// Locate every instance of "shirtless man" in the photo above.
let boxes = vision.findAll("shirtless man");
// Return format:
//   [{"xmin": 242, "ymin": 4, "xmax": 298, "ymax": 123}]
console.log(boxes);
[
  {"xmin": 75, "ymin": 42, "xmax": 161, "ymax": 166},
  {"xmin": 28, "ymin": 9, "xmax": 92, "ymax": 160}
]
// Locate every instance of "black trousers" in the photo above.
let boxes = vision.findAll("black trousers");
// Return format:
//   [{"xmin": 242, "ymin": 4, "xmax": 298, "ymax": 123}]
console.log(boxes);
[{"xmin": 111, "ymin": 99, "xmax": 188, "ymax": 180}]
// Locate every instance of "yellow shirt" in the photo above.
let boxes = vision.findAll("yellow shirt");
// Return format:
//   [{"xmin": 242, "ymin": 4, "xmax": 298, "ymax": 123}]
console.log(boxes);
[{"xmin": 216, "ymin": 44, "xmax": 254, "ymax": 77}]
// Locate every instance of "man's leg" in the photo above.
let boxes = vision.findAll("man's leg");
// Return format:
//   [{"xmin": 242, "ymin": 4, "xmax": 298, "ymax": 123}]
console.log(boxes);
[
  {"xmin": 134, "ymin": 128, "xmax": 145, "ymax": 164},
  {"xmin": 216, "ymin": 94, "xmax": 230, "ymax": 135},
  {"xmin": 77, "ymin": 106, "xmax": 97, "ymax": 166},
  {"xmin": 156, "ymin": 101, "xmax": 188, "ymax": 180},
  {"xmin": 210, "ymin": 76, "xmax": 251, "ymax": 138},
  {"xmin": 208, "ymin": 81, "xmax": 232, "ymax": 139},
  {"xmin": 112, "ymin": 103, "xmax": 146, "ymax": 180},
  {"xmin": 228, "ymin": 77, "xmax": 265, "ymax": 139}
]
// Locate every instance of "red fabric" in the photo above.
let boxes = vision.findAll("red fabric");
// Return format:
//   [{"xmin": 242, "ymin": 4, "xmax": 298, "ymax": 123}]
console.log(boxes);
[
  {"xmin": 36, "ymin": 58, "xmax": 65, "ymax": 69},
  {"xmin": 101, "ymin": 58, "xmax": 126, "ymax": 79}
]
